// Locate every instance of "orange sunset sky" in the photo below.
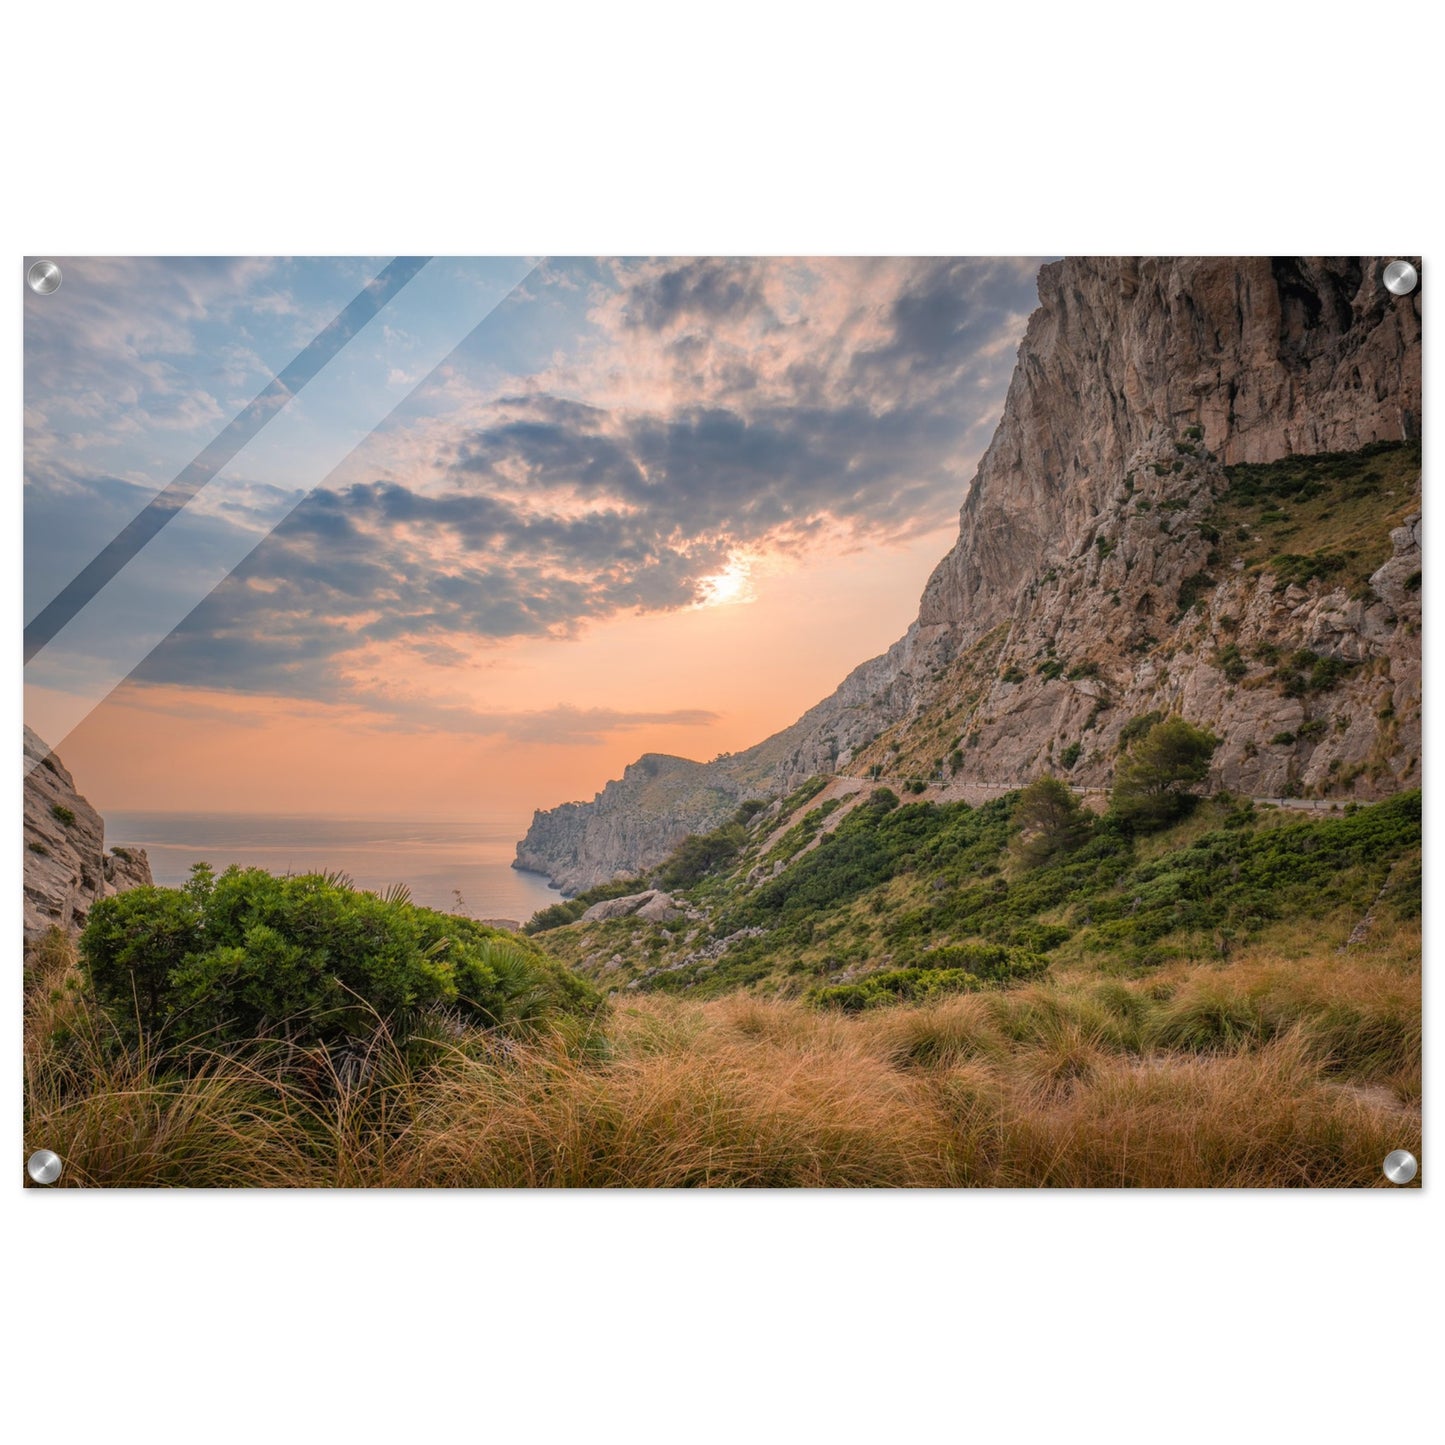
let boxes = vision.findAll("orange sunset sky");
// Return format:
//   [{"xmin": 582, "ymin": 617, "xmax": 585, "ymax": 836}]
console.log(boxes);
[{"xmin": 25, "ymin": 257, "xmax": 1046, "ymax": 823}]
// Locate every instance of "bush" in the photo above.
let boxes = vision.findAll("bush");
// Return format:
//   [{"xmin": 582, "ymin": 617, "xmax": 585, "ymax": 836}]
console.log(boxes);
[
  {"xmin": 916, "ymin": 943, "xmax": 1049, "ymax": 982},
  {"xmin": 1214, "ymin": 643, "xmax": 1248, "ymax": 683},
  {"xmin": 80, "ymin": 865, "xmax": 600, "ymax": 1047},
  {"xmin": 50, "ymin": 804, "xmax": 76, "ymax": 827},
  {"xmin": 525, "ymin": 874, "xmax": 649, "ymax": 933},
  {"xmin": 1118, "ymin": 711, "xmax": 1165, "ymax": 749},
  {"xmin": 524, "ymin": 898, "xmax": 588, "ymax": 933},
  {"xmin": 813, "ymin": 943, "xmax": 1049, "ymax": 1011},
  {"xmin": 812, "ymin": 968, "xmax": 985, "ymax": 1012},
  {"xmin": 657, "ymin": 822, "xmax": 747, "ymax": 889}
]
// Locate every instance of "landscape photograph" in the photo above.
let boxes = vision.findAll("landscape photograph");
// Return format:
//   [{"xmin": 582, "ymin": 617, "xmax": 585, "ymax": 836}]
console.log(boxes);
[{"xmin": 22, "ymin": 254, "xmax": 1422, "ymax": 1188}]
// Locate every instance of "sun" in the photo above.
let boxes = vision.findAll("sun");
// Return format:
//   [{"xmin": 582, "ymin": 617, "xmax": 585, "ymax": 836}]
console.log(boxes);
[{"xmin": 696, "ymin": 560, "xmax": 755, "ymax": 607}]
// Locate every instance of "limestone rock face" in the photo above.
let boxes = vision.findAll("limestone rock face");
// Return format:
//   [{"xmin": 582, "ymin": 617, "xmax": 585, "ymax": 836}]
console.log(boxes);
[
  {"xmin": 23, "ymin": 727, "xmax": 153, "ymax": 944},
  {"xmin": 515, "ymin": 258, "xmax": 1422, "ymax": 893},
  {"xmin": 917, "ymin": 256, "xmax": 1420, "ymax": 640},
  {"xmin": 513, "ymin": 753, "xmax": 766, "ymax": 897}
]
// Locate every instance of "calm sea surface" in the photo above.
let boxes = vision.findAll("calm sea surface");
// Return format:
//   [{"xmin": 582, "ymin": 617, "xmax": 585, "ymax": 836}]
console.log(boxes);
[{"xmin": 105, "ymin": 812, "xmax": 563, "ymax": 923}]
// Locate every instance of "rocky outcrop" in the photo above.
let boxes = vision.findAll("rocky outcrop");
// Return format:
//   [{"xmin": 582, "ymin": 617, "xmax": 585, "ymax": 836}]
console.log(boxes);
[
  {"xmin": 23, "ymin": 727, "xmax": 152, "ymax": 944},
  {"xmin": 516, "ymin": 257, "xmax": 1422, "ymax": 892},
  {"xmin": 514, "ymin": 753, "xmax": 770, "ymax": 897},
  {"xmin": 579, "ymin": 889, "xmax": 683, "ymax": 924}
]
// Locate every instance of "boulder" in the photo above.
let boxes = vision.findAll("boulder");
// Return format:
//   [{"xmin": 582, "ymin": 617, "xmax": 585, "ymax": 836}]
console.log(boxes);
[{"xmin": 579, "ymin": 889, "xmax": 682, "ymax": 924}]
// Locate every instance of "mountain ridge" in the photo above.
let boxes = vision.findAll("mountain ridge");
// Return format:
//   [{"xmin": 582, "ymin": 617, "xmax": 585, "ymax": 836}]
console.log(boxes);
[{"xmin": 515, "ymin": 257, "xmax": 1422, "ymax": 896}]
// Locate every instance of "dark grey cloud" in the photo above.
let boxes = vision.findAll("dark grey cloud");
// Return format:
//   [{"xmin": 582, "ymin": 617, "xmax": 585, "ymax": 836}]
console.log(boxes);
[{"xmin": 622, "ymin": 257, "xmax": 775, "ymax": 331}]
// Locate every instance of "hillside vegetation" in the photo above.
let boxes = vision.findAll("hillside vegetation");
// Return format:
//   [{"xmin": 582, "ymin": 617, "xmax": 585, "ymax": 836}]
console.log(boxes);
[
  {"xmin": 534, "ymin": 776, "xmax": 1420, "ymax": 1004},
  {"xmin": 23, "ymin": 743, "xmax": 1420, "ymax": 1188}
]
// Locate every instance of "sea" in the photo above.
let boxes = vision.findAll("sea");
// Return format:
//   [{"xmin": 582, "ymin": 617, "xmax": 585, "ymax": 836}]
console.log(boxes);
[{"xmin": 104, "ymin": 812, "xmax": 564, "ymax": 925}]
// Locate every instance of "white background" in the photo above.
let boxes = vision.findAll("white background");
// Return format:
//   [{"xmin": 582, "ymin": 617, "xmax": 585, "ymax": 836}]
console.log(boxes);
[{"xmin": 2, "ymin": 3, "xmax": 1438, "ymax": 1440}]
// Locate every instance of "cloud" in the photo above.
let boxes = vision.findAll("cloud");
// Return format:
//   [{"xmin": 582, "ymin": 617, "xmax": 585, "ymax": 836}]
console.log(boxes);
[
  {"xmin": 374, "ymin": 701, "xmax": 723, "ymax": 745},
  {"xmin": 103, "ymin": 675, "xmax": 720, "ymax": 748},
  {"xmin": 110, "ymin": 258, "xmax": 1044, "ymax": 722}
]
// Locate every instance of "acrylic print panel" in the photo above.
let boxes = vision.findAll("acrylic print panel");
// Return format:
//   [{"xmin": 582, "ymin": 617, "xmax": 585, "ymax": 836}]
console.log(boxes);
[{"xmin": 22, "ymin": 256, "xmax": 1422, "ymax": 1189}]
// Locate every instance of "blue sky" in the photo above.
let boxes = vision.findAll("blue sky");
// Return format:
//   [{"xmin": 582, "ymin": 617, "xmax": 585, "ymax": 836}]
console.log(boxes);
[{"xmin": 25, "ymin": 256, "xmax": 1047, "ymax": 815}]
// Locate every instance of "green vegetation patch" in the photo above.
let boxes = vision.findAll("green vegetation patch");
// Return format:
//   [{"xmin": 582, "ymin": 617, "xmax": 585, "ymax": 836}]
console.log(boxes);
[
  {"xmin": 82, "ymin": 864, "xmax": 601, "ymax": 1047},
  {"xmin": 1211, "ymin": 440, "xmax": 1419, "ymax": 593}
]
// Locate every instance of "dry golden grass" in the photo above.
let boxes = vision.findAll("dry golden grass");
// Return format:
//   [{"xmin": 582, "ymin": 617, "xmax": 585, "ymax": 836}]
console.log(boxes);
[{"xmin": 24, "ymin": 927, "xmax": 1420, "ymax": 1188}]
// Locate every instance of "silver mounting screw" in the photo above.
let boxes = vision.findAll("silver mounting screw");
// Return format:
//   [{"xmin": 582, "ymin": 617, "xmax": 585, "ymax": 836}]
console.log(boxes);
[
  {"xmin": 27, "ymin": 1149, "xmax": 63, "ymax": 1185},
  {"xmin": 1382, "ymin": 261, "xmax": 1418, "ymax": 296},
  {"xmin": 26, "ymin": 260, "xmax": 62, "ymax": 295},
  {"xmin": 1382, "ymin": 1149, "xmax": 1417, "ymax": 1185}
]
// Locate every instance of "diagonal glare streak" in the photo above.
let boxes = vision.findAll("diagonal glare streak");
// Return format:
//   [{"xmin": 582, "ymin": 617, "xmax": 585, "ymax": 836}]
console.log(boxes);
[
  {"xmin": 26, "ymin": 258, "xmax": 544, "ymax": 762},
  {"xmin": 23, "ymin": 255, "xmax": 432, "ymax": 664}
]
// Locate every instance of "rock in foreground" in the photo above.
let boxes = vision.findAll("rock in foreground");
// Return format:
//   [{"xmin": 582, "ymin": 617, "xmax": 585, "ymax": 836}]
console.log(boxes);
[{"xmin": 23, "ymin": 727, "xmax": 152, "ymax": 945}]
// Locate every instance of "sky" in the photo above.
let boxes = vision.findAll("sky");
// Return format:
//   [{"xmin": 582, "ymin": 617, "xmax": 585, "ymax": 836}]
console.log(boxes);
[{"xmin": 24, "ymin": 256, "xmax": 1045, "ymax": 821}]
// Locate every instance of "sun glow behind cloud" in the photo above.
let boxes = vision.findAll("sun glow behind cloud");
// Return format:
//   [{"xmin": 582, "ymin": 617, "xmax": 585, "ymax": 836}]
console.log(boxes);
[
  {"xmin": 695, "ymin": 559, "xmax": 755, "ymax": 607},
  {"xmin": 28, "ymin": 256, "xmax": 1048, "ymax": 817}
]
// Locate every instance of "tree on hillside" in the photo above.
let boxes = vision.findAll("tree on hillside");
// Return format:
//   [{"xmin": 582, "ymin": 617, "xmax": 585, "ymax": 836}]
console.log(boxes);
[
  {"xmin": 1110, "ymin": 716, "xmax": 1220, "ymax": 832},
  {"xmin": 1012, "ymin": 775, "xmax": 1092, "ymax": 867}
]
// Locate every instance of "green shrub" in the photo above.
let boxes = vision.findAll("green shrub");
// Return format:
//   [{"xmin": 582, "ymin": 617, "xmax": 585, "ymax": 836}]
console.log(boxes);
[
  {"xmin": 525, "ymin": 874, "xmax": 650, "ymax": 933},
  {"xmin": 916, "ymin": 943, "xmax": 1048, "ymax": 982},
  {"xmin": 1173, "ymin": 570, "xmax": 1215, "ymax": 619},
  {"xmin": 658, "ymin": 822, "xmax": 748, "ymax": 889},
  {"xmin": 812, "ymin": 968, "xmax": 984, "ymax": 1011},
  {"xmin": 1270, "ymin": 551, "xmax": 1349, "ymax": 589},
  {"xmin": 1118, "ymin": 711, "xmax": 1165, "ymax": 749},
  {"xmin": 50, "ymin": 804, "xmax": 76, "ymax": 827},
  {"xmin": 1214, "ymin": 643, "xmax": 1248, "ymax": 683},
  {"xmin": 80, "ymin": 865, "xmax": 600, "ymax": 1047},
  {"xmin": 525, "ymin": 898, "xmax": 588, "ymax": 933}
]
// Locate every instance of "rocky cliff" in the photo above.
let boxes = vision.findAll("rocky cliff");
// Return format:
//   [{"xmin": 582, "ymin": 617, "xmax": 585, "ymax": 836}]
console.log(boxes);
[
  {"xmin": 516, "ymin": 257, "xmax": 1422, "ymax": 894},
  {"xmin": 24, "ymin": 727, "xmax": 152, "ymax": 944}
]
